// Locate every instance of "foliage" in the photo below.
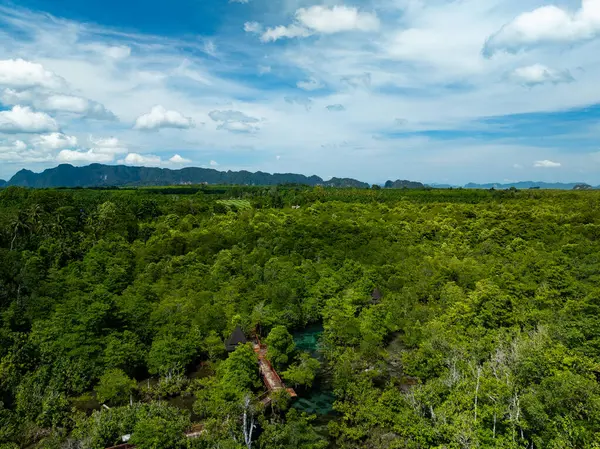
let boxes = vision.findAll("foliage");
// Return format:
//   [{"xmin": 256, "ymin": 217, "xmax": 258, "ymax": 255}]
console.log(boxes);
[
  {"xmin": 282, "ymin": 353, "xmax": 320, "ymax": 388},
  {"xmin": 95, "ymin": 369, "xmax": 137, "ymax": 405},
  {"xmin": 2, "ymin": 185, "xmax": 600, "ymax": 448},
  {"xmin": 265, "ymin": 326, "xmax": 296, "ymax": 369}
]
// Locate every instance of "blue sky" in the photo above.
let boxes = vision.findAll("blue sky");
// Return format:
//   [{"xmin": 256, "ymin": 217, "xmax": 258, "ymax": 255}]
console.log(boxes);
[{"xmin": 0, "ymin": 0, "xmax": 600, "ymax": 184}]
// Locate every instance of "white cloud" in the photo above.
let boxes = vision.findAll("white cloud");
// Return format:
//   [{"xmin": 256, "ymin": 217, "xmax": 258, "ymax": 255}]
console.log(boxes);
[
  {"xmin": 296, "ymin": 5, "xmax": 380, "ymax": 34},
  {"xmin": 1, "ymin": 89, "xmax": 116, "ymax": 120},
  {"xmin": 0, "ymin": 140, "xmax": 27, "ymax": 153},
  {"xmin": 509, "ymin": 64, "xmax": 574, "ymax": 86},
  {"xmin": 0, "ymin": 139, "xmax": 54, "ymax": 163},
  {"xmin": 210, "ymin": 160, "xmax": 219, "ymax": 166},
  {"xmin": 484, "ymin": 0, "xmax": 600, "ymax": 56},
  {"xmin": 261, "ymin": 25, "xmax": 312, "ymax": 42},
  {"xmin": 0, "ymin": 106, "xmax": 59, "ymax": 133},
  {"xmin": 534, "ymin": 159, "xmax": 561, "ymax": 168},
  {"xmin": 89, "ymin": 136, "xmax": 128, "ymax": 155},
  {"xmin": 209, "ymin": 109, "xmax": 261, "ymax": 133},
  {"xmin": 56, "ymin": 149, "xmax": 114, "ymax": 163},
  {"xmin": 258, "ymin": 65, "xmax": 271, "ymax": 75},
  {"xmin": 51, "ymin": 136, "xmax": 128, "ymax": 164},
  {"xmin": 260, "ymin": 6, "xmax": 380, "ymax": 42},
  {"xmin": 1, "ymin": 88, "xmax": 34, "ymax": 104},
  {"xmin": 32, "ymin": 132, "xmax": 77, "ymax": 149},
  {"xmin": 0, "ymin": 58, "xmax": 65, "ymax": 89},
  {"xmin": 169, "ymin": 154, "xmax": 191, "ymax": 163},
  {"xmin": 297, "ymin": 77, "xmax": 323, "ymax": 91},
  {"xmin": 42, "ymin": 94, "xmax": 116, "ymax": 120},
  {"xmin": 121, "ymin": 152, "xmax": 162, "ymax": 166},
  {"xmin": 105, "ymin": 46, "xmax": 131, "ymax": 60},
  {"xmin": 513, "ymin": 163, "xmax": 524, "ymax": 169},
  {"xmin": 244, "ymin": 21, "xmax": 263, "ymax": 34},
  {"xmin": 134, "ymin": 105, "xmax": 194, "ymax": 130},
  {"xmin": 230, "ymin": 0, "xmax": 249, "ymax": 3},
  {"xmin": 204, "ymin": 40, "xmax": 217, "ymax": 57}
]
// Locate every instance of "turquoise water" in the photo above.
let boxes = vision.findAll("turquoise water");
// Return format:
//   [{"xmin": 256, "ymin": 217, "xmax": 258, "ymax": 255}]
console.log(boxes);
[
  {"xmin": 293, "ymin": 323, "xmax": 324, "ymax": 358},
  {"xmin": 291, "ymin": 323, "xmax": 336, "ymax": 417}
]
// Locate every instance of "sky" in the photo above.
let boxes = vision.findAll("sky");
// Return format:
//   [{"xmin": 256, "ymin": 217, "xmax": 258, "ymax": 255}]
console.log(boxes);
[{"xmin": 0, "ymin": 0, "xmax": 600, "ymax": 185}]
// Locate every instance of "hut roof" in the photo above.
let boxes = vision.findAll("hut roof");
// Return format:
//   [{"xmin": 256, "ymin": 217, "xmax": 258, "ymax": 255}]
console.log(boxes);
[{"xmin": 225, "ymin": 326, "xmax": 247, "ymax": 351}]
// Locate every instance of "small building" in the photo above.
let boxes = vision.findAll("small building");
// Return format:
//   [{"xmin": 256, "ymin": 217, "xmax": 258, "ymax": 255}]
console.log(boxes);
[{"xmin": 225, "ymin": 326, "xmax": 247, "ymax": 352}]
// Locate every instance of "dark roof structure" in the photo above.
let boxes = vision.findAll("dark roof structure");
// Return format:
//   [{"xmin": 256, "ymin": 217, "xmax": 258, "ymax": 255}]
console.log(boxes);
[
  {"xmin": 371, "ymin": 288, "xmax": 383, "ymax": 301},
  {"xmin": 225, "ymin": 326, "xmax": 247, "ymax": 352}
]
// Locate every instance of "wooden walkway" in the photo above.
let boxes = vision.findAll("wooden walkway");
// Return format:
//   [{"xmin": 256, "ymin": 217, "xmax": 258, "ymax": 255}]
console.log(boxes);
[{"xmin": 253, "ymin": 339, "xmax": 296, "ymax": 405}]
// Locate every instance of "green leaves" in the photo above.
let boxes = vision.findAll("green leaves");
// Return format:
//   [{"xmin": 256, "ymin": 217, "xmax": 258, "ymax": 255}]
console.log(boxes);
[
  {"xmin": 282, "ymin": 353, "xmax": 320, "ymax": 388},
  {"xmin": 95, "ymin": 369, "xmax": 137, "ymax": 405},
  {"xmin": 265, "ymin": 326, "xmax": 296, "ymax": 370}
]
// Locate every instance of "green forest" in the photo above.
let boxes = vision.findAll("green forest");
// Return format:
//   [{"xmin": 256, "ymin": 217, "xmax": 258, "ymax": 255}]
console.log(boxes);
[{"xmin": 1, "ymin": 185, "xmax": 600, "ymax": 449}]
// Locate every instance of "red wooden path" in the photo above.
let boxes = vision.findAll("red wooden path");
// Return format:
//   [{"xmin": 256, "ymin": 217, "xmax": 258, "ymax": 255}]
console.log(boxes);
[{"xmin": 253, "ymin": 339, "xmax": 296, "ymax": 405}]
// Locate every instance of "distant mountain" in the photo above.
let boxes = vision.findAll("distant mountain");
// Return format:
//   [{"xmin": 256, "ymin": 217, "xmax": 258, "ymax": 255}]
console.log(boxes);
[
  {"xmin": 463, "ymin": 181, "xmax": 596, "ymax": 190},
  {"xmin": 322, "ymin": 177, "xmax": 370, "ymax": 188},
  {"xmin": 384, "ymin": 179, "xmax": 426, "ymax": 189},
  {"xmin": 428, "ymin": 183, "xmax": 458, "ymax": 189},
  {"xmin": 0, "ymin": 179, "xmax": 6, "ymax": 188},
  {"xmin": 6, "ymin": 164, "xmax": 368, "ymax": 189},
  {"xmin": 573, "ymin": 183, "xmax": 593, "ymax": 190}
]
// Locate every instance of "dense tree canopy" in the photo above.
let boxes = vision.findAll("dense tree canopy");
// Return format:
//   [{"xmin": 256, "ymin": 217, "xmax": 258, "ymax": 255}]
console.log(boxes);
[{"xmin": 1, "ymin": 185, "xmax": 600, "ymax": 448}]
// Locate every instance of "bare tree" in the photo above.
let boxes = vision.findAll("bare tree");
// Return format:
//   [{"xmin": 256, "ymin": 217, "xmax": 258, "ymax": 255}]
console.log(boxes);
[{"xmin": 242, "ymin": 395, "xmax": 256, "ymax": 449}]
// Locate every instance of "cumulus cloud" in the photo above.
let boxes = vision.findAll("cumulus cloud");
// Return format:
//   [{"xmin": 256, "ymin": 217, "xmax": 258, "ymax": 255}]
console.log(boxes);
[
  {"xmin": 53, "ymin": 136, "xmax": 128, "ymax": 164},
  {"xmin": 484, "ymin": 0, "xmax": 600, "ymax": 56},
  {"xmin": 209, "ymin": 109, "xmax": 261, "ymax": 133},
  {"xmin": 259, "ymin": 6, "xmax": 380, "ymax": 42},
  {"xmin": 1, "ymin": 89, "xmax": 116, "ymax": 120},
  {"xmin": 134, "ymin": 105, "xmax": 194, "ymax": 130},
  {"xmin": 89, "ymin": 136, "xmax": 128, "ymax": 155},
  {"xmin": 169, "ymin": 154, "xmax": 191, "ymax": 163},
  {"xmin": 326, "ymin": 104, "xmax": 346, "ymax": 112},
  {"xmin": 32, "ymin": 133, "xmax": 77, "ymax": 150},
  {"xmin": 0, "ymin": 106, "xmax": 59, "ymax": 133},
  {"xmin": 0, "ymin": 140, "xmax": 26, "ymax": 154},
  {"xmin": 121, "ymin": 153, "xmax": 162, "ymax": 166},
  {"xmin": 297, "ymin": 77, "xmax": 324, "ymax": 91},
  {"xmin": 210, "ymin": 160, "xmax": 219, "ymax": 166},
  {"xmin": 56, "ymin": 149, "xmax": 114, "ymax": 163},
  {"xmin": 534, "ymin": 159, "xmax": 561, "ymax": 168},
  {"xmin": 42, "ymin": 95, "xmax": 116, "ymax": 120},
  {"xmin": 296, "ymin": 5, "xmax": 380, "ymax": 33},
  {"xmin": 509, "ymin": 64, "xmax": 574, "ymax": 86},
  {"xmin": 0, "ymin": 139, "xmax": 54, "ymax": 163},
  {"xmin": 0, "ymin": 58, "xmax": 65, "ymax": 89}
]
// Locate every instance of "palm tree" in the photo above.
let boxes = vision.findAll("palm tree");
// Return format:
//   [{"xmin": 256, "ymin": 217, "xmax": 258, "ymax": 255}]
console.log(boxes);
[{"xmin": 9, "ymin": 212, "xmax": 29, "ymax": 251}]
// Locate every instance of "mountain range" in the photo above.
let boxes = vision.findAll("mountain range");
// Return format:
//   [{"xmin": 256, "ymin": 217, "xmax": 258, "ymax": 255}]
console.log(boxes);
[
  {"xmin": 0, "ymin": 164, "xmax": 597, "ymax": 190},
  {"xmin": 5, "ymin": 164, "xmax": 372, "ymax": 189}
]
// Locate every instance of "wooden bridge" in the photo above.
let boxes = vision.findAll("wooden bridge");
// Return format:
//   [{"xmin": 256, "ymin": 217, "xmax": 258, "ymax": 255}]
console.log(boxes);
[{"xmin": 253, "ymin": 337, "xmax": 296, "ymax": 405}]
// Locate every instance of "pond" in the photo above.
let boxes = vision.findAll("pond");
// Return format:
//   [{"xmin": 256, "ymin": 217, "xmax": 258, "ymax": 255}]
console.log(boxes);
[{"xmin": 291, "ymin": 323, "xmax": 337, "ymax": 419}]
